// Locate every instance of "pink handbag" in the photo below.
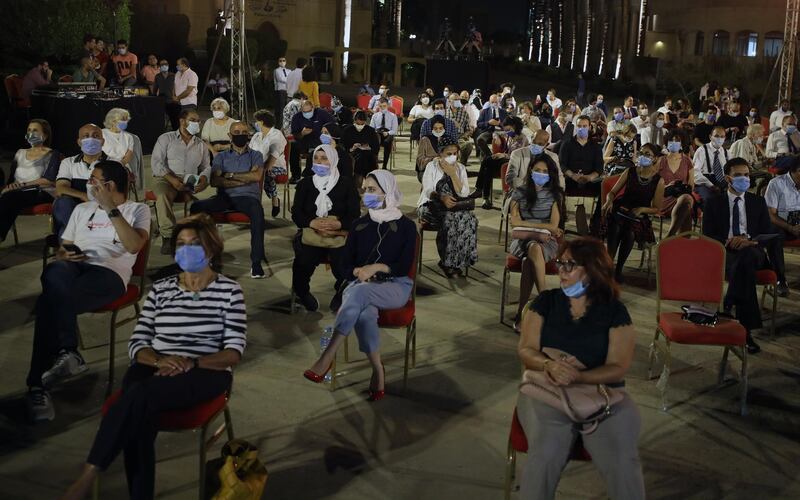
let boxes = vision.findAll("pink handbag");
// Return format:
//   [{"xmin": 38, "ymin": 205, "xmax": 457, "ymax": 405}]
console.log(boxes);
[{"xmin": 519, "ymin": 347, "xmax": 623, "ymax": 434}]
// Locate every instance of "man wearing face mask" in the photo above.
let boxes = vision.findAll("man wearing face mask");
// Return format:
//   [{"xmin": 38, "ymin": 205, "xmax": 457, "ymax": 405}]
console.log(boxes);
[
  {"xmin": 274, "ymin": 57, "xmax": 289, "ymax": 127},
  {"xmin": 368, "ymin": 84, "xmax": 393, "ymax": 112},
  {"xmin": 630, "ymin": 104, "xmax": 649, "ymax": 135},
  {"xmin": 369, "ymin": 98, "xmax": 399, "ymax": 167},
  {"xmin": 460, "ymin": 90, "xmax": 479, "ymax": 131},
  {"xmin": 419, "ymin": 99, "xmax": 459, "ymax": 142},
  {"xmin": 25, "ymin": 161, "xmax": 150, "ymax": 422},
  {"xmin": 578, "ymin": 94, "xmax": 607, "ymax": 124},
  {"xmin": 52, "ymin": 124, "xmax": 108, "ymax": 239},
  {"xmin": 693, "ymin": 105, "xmax": 719, "ymax": 148},
  {"xmin": 545, "ymin": 106, "xmax": 575, "ymax": 155},
  {"xmin": 151, "ymin": 109, "xmax": 211, "ymax": 253},
  {"xmin": 692, "ymin": 126, "xmax": 730, "ymax": 201},
  {"xmin": 445, "ymin": 93, "xmax": 474, "ymax": 165},
  {"xmin": 342, "ymin": 111, "xmax": 380, "ymax": 183},
  {"xmin": 290, "ymin": 100, "xmax": 334, "ymax": 182},
  {"xmin": 506, "ymin": 130, "xmax": 565, "ymax": 190},
  {"xmin": 190, "ymin": 122, "xmax": 267, "ymax": 278},
  {"xmin": 730, "ymin": 124, "xmax": 767, "ymax": 171},
  {"xmin": 476, "ymin": 94, "xmax": 507, "ymax": 160},
  {"xmin": 769, "ymin": 99, "xmax": 793, "ymax": 133},
  {"xmin": 559, "ymin": 116, "xmax": 604, "ymax": 234},
  {"xmin": 154, "ymin": 59, "xmax": 179, "ymax": 129},
  {"xmin": 172, "ymin": 57, "xmax": 199, "ymax": 111},
  {"xmin": 703, "ymin": 158, "xmax": 786, "ymax": 354},
  {"xmin": 765, "ymin": 115, "xmax": 800, "ymax": 173},
  {"xmin": 111, "ymin": 40, "xmax": 138, "ymax": 87}
]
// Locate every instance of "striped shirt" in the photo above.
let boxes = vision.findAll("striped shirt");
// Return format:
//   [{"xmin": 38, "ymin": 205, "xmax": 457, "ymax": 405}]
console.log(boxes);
[{"xmin": 128, "ymin": 274, "xmax": 247, "ymax": 361}]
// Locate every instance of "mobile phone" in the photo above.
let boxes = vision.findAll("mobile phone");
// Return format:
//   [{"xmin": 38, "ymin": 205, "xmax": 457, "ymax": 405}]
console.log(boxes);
[{"xmin": 63, "ymin": 243, "xmax": 83, "ymax": 254}]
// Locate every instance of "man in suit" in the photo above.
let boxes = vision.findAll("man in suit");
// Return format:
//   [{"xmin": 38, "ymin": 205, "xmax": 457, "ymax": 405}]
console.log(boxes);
[
  {"xmin": 475, "ymin": 93, "xmax": 507, "ymax": 160},
  {"xmin": 702, "ymin": 157, "xmax": 786, "ymax": 354}
]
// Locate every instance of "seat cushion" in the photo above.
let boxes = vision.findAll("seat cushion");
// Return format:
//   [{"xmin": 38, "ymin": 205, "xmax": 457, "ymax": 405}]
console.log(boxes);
[
  {"xmin": 102, "ymin": 390, "xmax": 228, "ymax": 430},
  {"xmin": 20, "ymin": 203, "xmax": 52, "ymax": 216},
  {"xmin": 94, "ymin": 285, "xmax": 140, "ymax": 312},
  {"xmin": 506, "ymin": 255, "xmax": 522, "ymax": 272},
  {"xmin": 274, "ymin": 174, "xmax": 289, "ymax": 184},
  {"xmin": 212, "ymin": 212, "xmax": 251, "ymax": 224},
  {"xmin": 378, "ymin": 300, "xmax": 415, "ymax": 328},
  {"xmin": 755, "ymin": 269, "xmax": 777, "ymax": 285},
  {"xmin": 785, "ymin": 239, "xmax": 800, "ymax": 248},
  {"xmin": 658, "ymin": 312, "xmax": 746, "ymax": 346}
]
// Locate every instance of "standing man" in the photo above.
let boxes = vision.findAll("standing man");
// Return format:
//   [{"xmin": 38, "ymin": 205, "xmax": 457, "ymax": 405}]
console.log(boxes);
[
  {"xmin": 150, "ymin": 109, "xmax": 210, "ymax": 253},
  {"xmin": 173, "ymin": 57, "xmax": 199, "ymax": 111},
  {"xmin": 622, "ymin": 96, "xmax": 637, "ymax": 120},
  {"xmin": 191, "ymin": 122, "xmax": 267, "ymax": 278},
  {"xmin": 111, "ymin": 40, "xmax": 138, "ymax": 87},
  {"xmin": 154, "ymin": 59, "xmax": 179, "ymax": 130},
  {"xmin": 369, "ymin": 98, "xmax": 399, "ymax": 167},
  {"xmin": 286, "ymin": 57, "xmax": 307, "ymax": 98},
  {"xmin": 274, "ymin": 56, "xmax": 289, "ymax": 128},
  {"xmin": 289, "ymin": 100, "xmax": 333, "ymax": 182}
]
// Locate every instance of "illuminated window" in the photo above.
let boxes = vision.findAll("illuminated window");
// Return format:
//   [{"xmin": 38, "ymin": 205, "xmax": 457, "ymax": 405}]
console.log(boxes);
[{"xmin": 735, "ymin": 31, "xmax": 758, "ymax": 57}]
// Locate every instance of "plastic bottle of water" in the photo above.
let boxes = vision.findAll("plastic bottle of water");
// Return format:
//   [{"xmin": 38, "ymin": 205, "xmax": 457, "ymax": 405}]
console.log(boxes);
[{"xmin": 321, "ymin": 326, "xmax": 334, "ymax": 383}]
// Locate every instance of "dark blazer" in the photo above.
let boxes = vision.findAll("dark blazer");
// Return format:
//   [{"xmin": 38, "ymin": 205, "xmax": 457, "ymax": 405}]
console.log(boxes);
[
  {"xmin": 477, "ymin": 106, "xmax": 508, "ymax": 133},
  {"xmin": 291, "ymin": 176, "xmax": 360, "ymax": 230},
  {"xmin": 702, "ymin": 191, "xmax": 773, "ymax": 245}
]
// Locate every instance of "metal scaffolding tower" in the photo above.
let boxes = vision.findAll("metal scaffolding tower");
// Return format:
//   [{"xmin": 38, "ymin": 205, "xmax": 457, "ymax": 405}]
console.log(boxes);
[
  {"xmin": 229, "ymin": 0, "xmax": 246, "ymax": 120},
  {"xmin": 780, "ymin": 0, "xmax": 800, "ymax": 102}
]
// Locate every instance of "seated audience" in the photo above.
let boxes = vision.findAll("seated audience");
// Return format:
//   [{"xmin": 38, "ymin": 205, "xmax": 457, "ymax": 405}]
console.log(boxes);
[
  {"xmin": 476, "ymin": 94, "xmax": 507, "ymax": 160},
  {"xmin": 415, "ymin": 115, "xmax": 448, "ymax": 182},
  {"xmin": 693, "ymin": 106, "xmax": 718, "ymax": 147},
  {"xmin": 201, "ymin": 97, "xmax": 236, "ymax": 158},
  {"xmin": 316, "ymin": 123, "xmax": 353, "ymax": 179},
  {"xmin": 370, "ymin": 98, "xmax": 399, "ymax": 167},
  {"xmin": 62, "ymin": 214, "xmax": 244, "ymax": 499},
  {"xmin": 702, "ymin": 158, "xmax": 787, "ymax": 354},
  {"xmin": 21, "ymin": 59, "xmax": 52, "ymax": 100},
  {"xmin": 658, "ymin": 129, "xmax": 696, "ymax": 236},
  {"xmin": 719, "ymin": 101, "xmax": 748, "ymax": 143},
  {"xmin": 331, "ymin": 96, "xmax": 353, "ymax": 127},
  {"xmin": 640, "ymin": 112, "xmax": 666, "ymax": 149},
  {"xmin": 461, "ymin": 90, "xmax": 480, "ymax": 132},
  {"xmin": 303, "ymin": 171, "xmax": 416, "ymax": 400},
  {"xmin": 25, "ymin": 161, "xmax": 149, "ymax": 422},
  {"xmin": 140, "ymin": 54, "xmax": 159, "ymax": 92},
  {"xmin": 508, "ymin": 154, "xmax": 564, "ymax": 330},
  {"xmin": 289, "ymin": 99, "xmax": 334, "ymax": 183},
  {"xmin": 150, "ymin": 109, "xmax": 211, "ymax": 254},
  {"xmin": 281, "ymin": 92, "xmax": 306, "ymax": 137},
  {"xmin": 408, "ymin": 93, "xmax": 434, "ymax": 138},
  {"xmin": 417, "ymin": 137, "xmax": 478, "ymax": 278},
  {"xmin": 111, "ymin": 39, "xmax": 138, "ymax": 87},
  {"xmin": 93, "ymin": 38, "xmax": 110, "ymax": 76},
  {"xmin": 291, "ymin": 145, "xmax": 360, "ymax": 312},
  {"xmin": 764, "ymin": 160, "xmax": 800, "ymax": 272},
  {"xmin": 746, "ymin": 106, "xmax": 761, "ymax": 127},
  {"xmin": 72, "ymin": 57, "xmax": 106, "ymax": 89},
  {"xmin": 602, "ymin": 144, "xmax": 665, "ymax": 282},
  {"xmin": 368, "ymin": 84, "xmax": 393, "ymax": 112},
  {"xmin": 606, "ymin": 106, "xmax": 628, "ymax": 138},
  {"xmin": 249, "ymin": 109, "xmax": 288, "ymax": 217},
  {"xmin": 342, "ymin": 111, "xmax": 380, "ymax": 185},
  {"xmin": 471, "ymin": 116, "xmax": 529, "ymax": 209},
  {"xmin": 506, "ymin": 130, "xmax": 565, "ymax": 190},
  {"xmin": 630, "ymin": 103, "xmax": 649, "ymax": 134},
  {"xmin": 559, "ymin": 115, "xmax": 604, "ymax": 234},
  {"xmin": 545, "ymin": 107, "xmax": 575, "ymax": 154},
  {"xmin": 53, "ymin": 124, "xmax": 107, "ymax": 239},
  {"xmin": 419, "ymin": 99, "xmax": 458, "ymax": 143},
  {"xmin": 692, "ymin": 126, "xmax": 730, "ymax": 201},
  {"xmin": 518, "ymin": 101, "xmax": 542, "ymax": 142},
  {"xmin": 0, "ymin": 119, "xmax": 59, "ymax": 242},
  {"xmin": 769, "ymin": 99, "xmax": 792, "ymax": 133},
  {"xmin": 191, "ymin": 121, "xmax": 266, "ymax": 278},
  {"xmin": 516, "ymin": 237, "xmax": 644, "ymax": 500},
  {"xmin": 101, "ymin": 108, "xmax": 135, "ymax": 169},
  {"xmin": 730, "ymin": 123, "xmax": 767, "ymax": 170},
  {"xmin": 603, "ymin": 124, "xmax": 637, "ymax": 175},
  {"xmin": 298, "ymin": 66, "xmax": 320, "ymax": 108},
  {"xmin": 765, "ymin": 115, "xmax": 800, "ymax": 173}
]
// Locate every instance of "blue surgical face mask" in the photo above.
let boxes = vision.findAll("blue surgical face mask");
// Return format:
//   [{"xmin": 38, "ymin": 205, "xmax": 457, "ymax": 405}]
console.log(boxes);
[
  {"xmin": 175, "ymin": 244, "xmax": 209, "ymax": 273},
  {"xmin": 638, "ymin": 156, "xmax": 653, "ymax": 167},
  {"xmin": 116, "ymin": 120, "xmax": 128, "ymax": 131},
  {"xmin": 561, "ymin": 279, "xmax": 588, "ymax": 298},
  {"xmin": 505, "ymin": 130, "xmax": 515, "ymax": 137},
  {"xmin": 254, "ymin": 122, "xmax": 262, "ymax": 133},
  {"xmin": 655, "ymin": 119, "xmax": 665, "ymax": 128},
  {"xmin": 711, "ymin": 137, "xmax": 725, "ymax": 148},
  {"xmin": 667, "ymin": 141, "xmax": 682, "ymax": 153},
  {"xmin": 787, "ymin": 125, "xmax": 798, "ymax": 134},
  {"xmin": 319, "ymin": 133, "xmax": 332, "ymax": 145},
  {"xmin": 529, "ymin": 144, "xmax": 544, "ymax": 156},
  {"xmin": 730, "ymin": 176, "xmax": 751, "ymax": 193},
  {"xmin": 434, "ymin": 109, "xmax": 445, "ymax": 117},
  {"xmin": 312, "ymin": 163, "xmax": 330, "ymax": 176},
  {"xmin": 363, "ymin": 193, "xmax": 384, "ymax": 209},
  {"xmin": 531, "ymin": 171, "xmax": 550, "ymax": 186},
  {"xmin": 80, "ymin": 137, "xmax": 103, "ymax": 156},
  {"xmin": 576, "ymin": 127, "xmax": 590, "ymax": 139},
  {"xmin": 614, "ymin": 112, "xmax": 624, "ymax": 122},
  {"xmin": 302, "ymin": 111, "xmax": 314, "ymax": 119}
]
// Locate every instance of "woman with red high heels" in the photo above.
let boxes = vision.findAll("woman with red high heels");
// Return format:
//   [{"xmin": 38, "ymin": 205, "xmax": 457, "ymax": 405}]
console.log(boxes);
[{"xmin": 303, "ymin": 170, "xmax": 417, "ymax": 400}]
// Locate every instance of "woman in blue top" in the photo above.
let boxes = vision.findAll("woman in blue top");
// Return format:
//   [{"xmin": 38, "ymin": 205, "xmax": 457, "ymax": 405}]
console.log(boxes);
[
  {"xmin": 516, "ymin": 237, "xmax": 644, "ymax": 500},
  {"xmin": 303, "ymin": 170, "xmax": 417, "ymax": 401}
]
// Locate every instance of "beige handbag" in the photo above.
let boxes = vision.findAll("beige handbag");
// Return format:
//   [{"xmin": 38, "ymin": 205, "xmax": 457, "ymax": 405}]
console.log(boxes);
[
  {"xmin": 519, "ymin": 347, "xmax": 623, "ymax": 434},
  {"xmin": 301, "ymin": 216, "xmax": 347, "ymax": 248}
]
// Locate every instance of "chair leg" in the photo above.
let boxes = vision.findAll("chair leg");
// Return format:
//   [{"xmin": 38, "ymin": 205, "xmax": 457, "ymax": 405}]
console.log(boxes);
[
  {"xmin": 344, "ymin": 335, "xmax": 350, "ymax": 363},
  {"xmin": 107, "ymin": 311, "xmax": 118, "ymax": 397},
  {"xmin": 740, "ymin": 347, "xmax": 748, "ymax": 416},
  {"xmin": 329, "ymin": 350, "xmax": 337, "ymax": 392},
  {"xmin": 403, "ymin": 322, "xmax": 412, "ymax": 393},
  {"xmin": 503, "ymin": 441, "xmax": 516, "ymax": 500},
  {"xmin": 198, "ymin": 424, "xmax": 208, "ymax": 500},
  {"xmin": 224, "ymin": 407, "xmax": 235, "ymax": 441},
  {"xmin": 646, "ymin": 329, "xmax": 660, "ymax": 379},
  {"xmin": 770, "ymin": 287, "xmax": 777, "ymax": 336},
  {"xmin": 718, "ymin": 346, "xmax": 731, "ymax": 385},
  {"xmin": 418, "ymin": 231, "xmax": 424, "ymax": 275},
  {"xmin": 12, "ymin": 223, "xmax": 19, "ymax": 246},
  {"xmin": 283, "ymin": 182, "xmax": 289, "ymax": 219},
  {"xmin": 657, "ymin": 340, "xmax": 672, "ymax": 411}
]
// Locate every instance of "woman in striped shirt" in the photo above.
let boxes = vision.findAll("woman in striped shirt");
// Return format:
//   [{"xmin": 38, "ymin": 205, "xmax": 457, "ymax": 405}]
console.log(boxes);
[{"xmin": 63, "ymin": 214, "xmax": 246, "ymax": 500}]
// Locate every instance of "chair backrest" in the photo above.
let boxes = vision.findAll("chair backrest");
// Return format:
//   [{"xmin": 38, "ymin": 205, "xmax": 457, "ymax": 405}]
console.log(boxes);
[
  {"xmin": 4, "ymin": 74, "xmax": 23, "ymax": 106},
  {"xmin": 656, "ymin": 232, "xmax": 725, "ymax": 306},
  {"xmin": 58, "ymin": 74, "xmax": 73, "ymax": 83},
  {"xmin": 408, "ymin": 233, "xmax": 421, "ymax": 283},
  {"xmin": 389, "ymin": 95, "xmax": 404, "ymax": 117},
  {"xmin": 357, "ymin": 94, "xmax": 371, "ymax": 111},
  {"xmin": 601, "ymin": 174, "xmax": 623, "ymax": 203},
  {"xmin": 500, "ymin": 162, "xmax": 510, "ymax": 193},
  {"xmin": 319, "ymin": 92, "xmax": 333, "ymax": 109}
]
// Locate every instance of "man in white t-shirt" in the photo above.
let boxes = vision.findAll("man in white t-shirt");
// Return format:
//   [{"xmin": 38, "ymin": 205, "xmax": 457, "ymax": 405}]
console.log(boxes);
[
  {"xmin": 172, "ymin": 57, "xmax": 198, "ymax": 110},
  {"xmin": 25, "ymin": 160, "xmax": 150, "ymax": 422},
  {"xmin": 250, "ymin": 109, "xmax": 287, "ymax": 217}
]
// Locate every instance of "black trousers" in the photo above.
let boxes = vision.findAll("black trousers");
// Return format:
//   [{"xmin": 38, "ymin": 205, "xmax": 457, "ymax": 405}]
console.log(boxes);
[
  {"xmin": 190, "ymin": 194, "xmax": 265, "ymax": 266},
  {"xmin": 275, "ymin": 90, "xmax": 287, "ymax": 128},
  {"xmin": 606, "ymin": 215, "xmax": 635, "ymax": 273},
  {"xmin": 289, "ymin": 140, "xmax": 315, "ymax": 178},
  {"xmin": 725, "ymin": 246, "xmax": 768, "ymax": 331},
  {"xmin": 0, "ymin": 189, "xmax": 53, "ymax": 241},
  {"xmin": 378, "ymin": 133, "xmax": 394, "ymax": 166},
  {"xmin": 476, "ymin": 130, "xmax": 494, "ymax": 159},
  {"xmin": 87, "ymin": 363, "xmax": 232, "ymax": 500},
  {"xmin": 165, "ymin": 102, "xmax": 181, "ymax": 131},
  {"xmin": 291, "ymin": 231, "xmax": 346, "ymax": 296},
  {"xmin": 475, "ymin": 156, "xmax": 506, "ymax": 198},
  {"xmin": 27, "ymin": 262, "xmax": 124, "ymax": 387}
]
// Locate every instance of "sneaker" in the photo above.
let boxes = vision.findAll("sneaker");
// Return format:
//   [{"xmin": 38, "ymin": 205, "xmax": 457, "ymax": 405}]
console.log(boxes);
[
  {"xmin": 298, "ymin": 292, "xmax": 319, "ymax": 312},
  {"xmin": 26, "ymin": 387, "xmax": 55, "ymax": 422},
  {"xmin": 776, "ymin": 282, "xmax": 789, "ymax": 298},
  {"xmin": 271, "ymin": 202, "xmax": 281, "ymax": 218},
  {"xmin": 41, "ymin": 350, "xmax": 88, "ymax": 388},
  {"xmin": 160, "ymin": 236, "xmax": 174, "ymax": 255},
  {"xmin": 250, "ymin": 263, "xmax": 266, "ymax": 279}
]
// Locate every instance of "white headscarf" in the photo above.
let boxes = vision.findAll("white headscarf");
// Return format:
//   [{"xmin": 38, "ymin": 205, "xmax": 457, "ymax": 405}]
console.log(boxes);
[
  {"xmin": 367, "ymin": 170, "xmax": 403, "ymax": 223},
  {"xmin": 311, "ymin": 144, "xmax": 341, "ymax": 217}
]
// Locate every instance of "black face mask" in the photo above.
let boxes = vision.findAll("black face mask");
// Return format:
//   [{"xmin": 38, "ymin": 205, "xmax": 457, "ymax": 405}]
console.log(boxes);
[
  {"xmin": 460, "ymin": 99, "xmax": 468, "ymax": 105},
  {"xmin": 231, "ymin": 134, "xmax": 250, "ymax": 147}
]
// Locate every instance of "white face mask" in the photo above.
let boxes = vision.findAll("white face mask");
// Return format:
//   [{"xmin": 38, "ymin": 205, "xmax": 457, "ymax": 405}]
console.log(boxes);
[
  {"xmin": 432, "ymin": 129, "xmax": 445, "ymax": 138},
  {"xmin": 86, "ymin": 186, "xmax": 97, "ymax": 202},
  {"xmin": 278, "ymin": 61, "xmax": 286, "ymax": 67},
  {"xmin": 186, "ymin": 121, "xmax": 201, "ymax": 135},
  {"xmin": 354, "ymin": 123, "xmax": 365, "ymax": 132},
  {"xmin": 753, "ymin": 136, "xmax": 764, "ymax": 145},
  {"xmin": 212, "ymin": 110, "xmax": 225, "ymax": 119},
  {"xmin": 444, "ymin": 154, "xmax": 457, "ymax": 164}
]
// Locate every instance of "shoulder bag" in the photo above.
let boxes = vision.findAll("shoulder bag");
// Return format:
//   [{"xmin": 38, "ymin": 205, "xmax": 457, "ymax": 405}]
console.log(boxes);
[
  {"xmin": 301, "ymin": 216, "xmax": 347, "ymax": 248},
  {"xmin": 209, "ymin": 439, "xmax": 268, "ymax": 500}
]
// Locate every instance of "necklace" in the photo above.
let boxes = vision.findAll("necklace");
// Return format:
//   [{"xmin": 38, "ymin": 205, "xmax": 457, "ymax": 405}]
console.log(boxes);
[{"xmin": 180, "ymin": 274, "xmax": 213, "ymax": 301}]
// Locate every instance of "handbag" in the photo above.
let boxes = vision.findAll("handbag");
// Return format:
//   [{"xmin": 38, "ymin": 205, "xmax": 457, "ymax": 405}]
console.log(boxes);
[
  {"xmin": 210, "ymin": 439, "xmax": 268, "ymax": 500},
  {"xmin": 519, "ymin": 347, "xmax": 623, "ymax": 434},
  {"xmin": 301, "ymin": 216, "xmax": 347, "ymax": 248},
  {"xmin": 681, "ymin": 304, "xmax": 719, "ymax": 327}
]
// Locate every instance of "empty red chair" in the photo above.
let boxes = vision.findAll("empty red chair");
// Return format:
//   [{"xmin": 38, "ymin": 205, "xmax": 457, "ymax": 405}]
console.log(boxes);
[
  {"xmin": 319, "ymin": 91, "xmax": 333, "ymax": 110},
  {"xmin": 357, "ymin": 94, "xmax": 371, "ymax": 111}
]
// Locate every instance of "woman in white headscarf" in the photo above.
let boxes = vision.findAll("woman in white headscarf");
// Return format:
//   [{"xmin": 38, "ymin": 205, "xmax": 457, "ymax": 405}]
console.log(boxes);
[
  {"xmin": 303, "ymin": 170, "xmax": 418, "ymax": 401},
  {"xmin": 291, "ymin": 144, "xmax": 360, "ymax": 312}
]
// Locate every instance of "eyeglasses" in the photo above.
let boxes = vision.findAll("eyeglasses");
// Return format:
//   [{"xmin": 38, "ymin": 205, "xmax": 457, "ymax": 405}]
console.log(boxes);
[{"xmin": 555, "ymin": 259, "xmax": 579, "ymax": 273}]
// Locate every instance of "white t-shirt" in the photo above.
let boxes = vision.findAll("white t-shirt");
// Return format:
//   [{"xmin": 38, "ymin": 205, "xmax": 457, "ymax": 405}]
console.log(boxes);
[
  {"xmin": 102, "ymin": 129, "xmax": 134, "ymax": 163},
  {"xmin": 249, "ymin": 127, "xmax": 287, "ymax": 169},
  {"xmin": 409, "ymin": 104, "xmax": 434, "ymax": 120},
  {"xmin": 174, "ymin": 68, "xmax": 199, "ymax": 106},
  {"xmin": 62, "ymin": 200, "xmax": 151, "ymax": 286}
]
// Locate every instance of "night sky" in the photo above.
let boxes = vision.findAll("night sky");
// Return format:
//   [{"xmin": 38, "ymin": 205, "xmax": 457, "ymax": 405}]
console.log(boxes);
[{"xmin": 402, "ymin": 0, "xmax": 529, "ymax": 42}]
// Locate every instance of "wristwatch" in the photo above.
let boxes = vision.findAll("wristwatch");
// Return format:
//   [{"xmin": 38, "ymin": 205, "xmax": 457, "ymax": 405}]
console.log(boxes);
[
  {"xmin": 225, "ymin": 172, "xmax": 235, "ymax": 179},
  {"xmin": 108, "ymin": 208, "xmax": 122, "ymax": 218}
]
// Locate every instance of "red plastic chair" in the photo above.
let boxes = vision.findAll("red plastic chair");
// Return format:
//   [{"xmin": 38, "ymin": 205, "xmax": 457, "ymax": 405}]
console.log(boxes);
[
  {"xmin": 389, "ymin": 95, "xmax": 404, "ymax": 119},
  {"xmin": 272, "ymin": 142, "xmax": 291, "ymax": 218},
  {"xmin": 11, "ymin": 202, "xmax": 52, "ymax": 245},
  {"xmin": 503, "ymin": 408, "xmax": 591, "ymax": 499},
  {"xmin": 357, "ymin": 94, "xmax": 371, "ymax": 111},
  {"xmin": 319, "ymin": 92, "xmax": 333, "ymax": 110},
  {"xmin": 4, "ymin": 74, "xmax": 29, "ymax": 109},
  {"xmin": 500, "ymin": 252, "xmax": 559, "ymax": 327},
  {"xmin": 498, "ymin": 162, "xmax": 512, "ymax": 245},
  {"xmin": 97, "ymin": 388, "xmax": 234, "ymax": 500},
  {"xmin": 648, "ymin": 232, "xmax": 748, "ymax": 415},
  {"xmin": 210, "ymin": 171, "xmax": 266, "ymax": 226}
]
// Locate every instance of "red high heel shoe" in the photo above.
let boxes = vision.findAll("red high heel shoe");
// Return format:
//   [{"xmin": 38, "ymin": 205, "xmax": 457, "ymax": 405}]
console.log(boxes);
[
  {"xmin": 303, "ymin": 363, "xmax": 332, "ymax": 383},
  {"xmin": 368, "ymin": 366, "xmax": 386, "ymax": 401}
]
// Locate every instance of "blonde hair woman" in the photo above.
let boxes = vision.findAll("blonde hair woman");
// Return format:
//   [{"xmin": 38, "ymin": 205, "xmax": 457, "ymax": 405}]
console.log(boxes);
[
  {"xmin": 101, "ymin": 107, "xmax": 134, "ymax": 167},
  {"xmin": 201, "ymin": 97, "xmax": 236, "ymax": 157}
]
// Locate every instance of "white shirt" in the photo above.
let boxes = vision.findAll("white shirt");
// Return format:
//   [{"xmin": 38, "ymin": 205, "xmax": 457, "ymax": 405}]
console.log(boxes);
[
  {"xmin": 466, "ymin": 103, "xmax": 480, "ymax": 130},
  {"xmin": 764, "ymin": 173, "xmax": 800, "ymax": 221},
  {"xmin": 370, "ymin": 110, "xmax": 398, "ymax": 135},
  {"xmin": 631, "ymin": 115, "xmax": 649, "ymax": 133},
  {"xmin": 201, "ymin": 117, "xmax": 237, "ymax": 144},
  {"xmin": 249, "ymin": 126, "xmax": 287, "ymax": 169},
  {"xmin": 769, "ymin": 109, "xmax": 793, "ymax": 132},
  {"xmin": 417, "ymin": 159, "xmax": 470, "ymax": 208},
  {"xmin": 56, "ymin": 153, "xmax": 105, "ymax": 182},
  {"xmin": 692, "ymin": 143, "xmax": 729, "ymax": 187},
  {"xmin": 729, "ymin": 137, "xmax": 762, "ymax": 167},
  {"xmin": 101, "ymin": 129, "xmax": 134, "ymax": 163},
  {"xmin": 726, "ymin": 190, "xmax": 747, "ymax": 239},
  {"xmin": 174, "ymin": 68, "xmax": 199, "ymax": 106},
  {"xmin": 62, "ymin": 200, "xmax": 151, "ymax": 285},
  {"xmin": 150, "ymin": 131, "xmax": 212, "ymax": 180},
  {"xmin": 273, "ymin": 66, "xmax": 289, "ymax": 91},
  {"xmin": 409, "ymin": 104, "xmax": 434, "ymax": 120},
  {"xmin": 286, "ymin": 67, "xmax": 304, "ymax": 97},
  {"xmin": 640, "ymin": 125, "xmax": 666, "ymax": 147},
  {"xmin": 765, "ymin": 129, "xmax": 800, "ymax": 158},
  {"xmin": 546, "ymin": 96, "xmax": 562, "ymax": 110}
]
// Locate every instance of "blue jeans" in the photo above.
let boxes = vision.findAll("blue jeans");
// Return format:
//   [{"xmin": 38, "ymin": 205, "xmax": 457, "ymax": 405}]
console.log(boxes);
[
  {"xmin": 191, "ymin": 194, "xmax": 266, "ymax": 266},
  {"xmin": 53, "ymin": 196, "xmax": 81, "ymax": 239}
]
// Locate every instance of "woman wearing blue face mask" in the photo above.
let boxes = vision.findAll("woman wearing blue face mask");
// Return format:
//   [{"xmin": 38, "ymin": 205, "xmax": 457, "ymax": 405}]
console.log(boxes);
[
  {"xmin": 516, "ymin": 237, "xmax": 644, "ymax": 500},
  {"xmin": 657, "ymin": 129, "xmax": 696, "ymax": 236},
  {"xmin": 311, "ymin": 122, "xmax": 353, "ymax": 179},
  {"xmin": 601, "ymin": 143, "xmax": 665, "ymax": 283},
  {"xmin": 291, "ymin": 144, "xmax": 360, "ymax": 312},
  {"xmin": 101, "ymin": 108, "xmax": 135, "ymax": 169},
  {"xmin": 507, "ymin": 154, "xmax": 564, "ymax": 331},
  {"xmin": 304, "ymin": 171, "xmax": 417, "ymax": 400},
  {"xmin": 603, "ymin": 123, "xmax": 638, "ymax": 176},
  {"xmin": 471, "ymin": 116, "xmax": 529, "ymax": 209},
  {"xmin": 63, "ymin": 213, "xmax": 246, "ymax": 500}
]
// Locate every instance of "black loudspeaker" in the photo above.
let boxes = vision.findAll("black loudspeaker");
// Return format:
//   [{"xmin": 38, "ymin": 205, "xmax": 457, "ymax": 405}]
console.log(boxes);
[{"xmin": 425, "ymin": 59, "xmax": 490, "ymax": 94}]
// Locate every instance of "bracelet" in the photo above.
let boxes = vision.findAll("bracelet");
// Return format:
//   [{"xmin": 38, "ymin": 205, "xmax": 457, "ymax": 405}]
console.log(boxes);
[{"xmin": 542, "ymin": 359, "xmax": 551, "ymax": 371}]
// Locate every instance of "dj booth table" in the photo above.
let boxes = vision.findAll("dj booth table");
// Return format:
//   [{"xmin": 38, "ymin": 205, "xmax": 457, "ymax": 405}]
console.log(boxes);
[{"xmin": 31, "ymin": 94, "xmax": 165, "ymax": 156}]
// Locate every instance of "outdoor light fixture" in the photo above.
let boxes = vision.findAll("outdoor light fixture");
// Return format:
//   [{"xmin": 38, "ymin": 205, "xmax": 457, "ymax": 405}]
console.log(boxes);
[
  {"xmin": 409, "ymin": 34, "xmax": 417, "ymax": 39},
  {"xmin": 518, "ymin": 56, "xmax": 523, "ymax": 61}
]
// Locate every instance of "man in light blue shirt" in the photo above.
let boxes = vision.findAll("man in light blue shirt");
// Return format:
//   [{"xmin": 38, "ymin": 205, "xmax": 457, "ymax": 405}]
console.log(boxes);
[{"xmin": 369, "ymin": 98, "xmax": 398, "ymax": 167}]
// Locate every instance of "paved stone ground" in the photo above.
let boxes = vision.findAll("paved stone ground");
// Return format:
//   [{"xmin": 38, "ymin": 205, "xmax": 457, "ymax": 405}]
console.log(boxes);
[{"xmin": 1, "ymin": 136, "xmax": 799, "ymax": 500}]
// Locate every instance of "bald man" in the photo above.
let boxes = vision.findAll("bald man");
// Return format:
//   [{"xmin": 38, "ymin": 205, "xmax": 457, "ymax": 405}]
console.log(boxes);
[
  {"xmin": 190, "ymin": 121, "xmax": 267, "ymax": 278},
  {"xmin": 506, "ymin": 129, "xmax": 565, "ymax": 190},
  {"xmin": 53, "ymin": 123, "xmax": 107, "ymax": 239}
]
